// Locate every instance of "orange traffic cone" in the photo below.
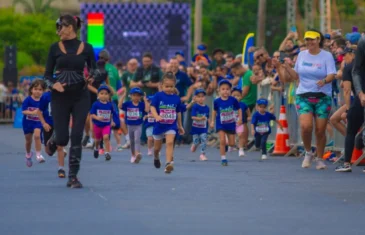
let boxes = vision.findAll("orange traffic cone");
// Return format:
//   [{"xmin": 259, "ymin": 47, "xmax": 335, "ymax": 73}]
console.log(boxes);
[
  {"xmin": 272, "ymin": 105, "xmax": 290, "ymax": 155},
  {"xmin": 351, "ymin": 147, "xmax": 365, "ymax": 165}
]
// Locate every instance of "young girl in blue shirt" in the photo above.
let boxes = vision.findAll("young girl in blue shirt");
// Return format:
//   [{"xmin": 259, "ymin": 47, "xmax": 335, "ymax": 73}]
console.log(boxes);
[
  {"xmin": 22, "ymin": 79, "xmax": 46, "ymax": 167},
  {"xmin": 150, "ymin": 72, "xmax": 185, "ymax": 174},
  {"xmin": 121, "ymin": 88, "xmax": 149, "ymax": 163},
  {"xmin": 210, "ymin": 80, "xmax": 242, "ymax": 166}
]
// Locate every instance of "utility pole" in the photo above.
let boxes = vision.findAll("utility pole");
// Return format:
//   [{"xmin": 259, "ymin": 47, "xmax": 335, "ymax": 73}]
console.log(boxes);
[
  {"xmin": 320, "ymin": 0, "xmax": 331, "ymax": 33},
  {"xmin": 257, "ymin": 0, "xmax": 266, "ymax": 47},
  {"xmin": 287, "ymin": 0, "xmax": 296, "ymax": 33},
  {"xmin": 194, "ymin": 0, "xmax": 203, "ymax": 52}
]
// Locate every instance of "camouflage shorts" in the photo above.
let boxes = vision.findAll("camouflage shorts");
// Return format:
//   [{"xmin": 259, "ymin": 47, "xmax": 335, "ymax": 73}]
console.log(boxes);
[{"xmin": 295, "ymin": 95, "xmax": 332, "ymax": 119}]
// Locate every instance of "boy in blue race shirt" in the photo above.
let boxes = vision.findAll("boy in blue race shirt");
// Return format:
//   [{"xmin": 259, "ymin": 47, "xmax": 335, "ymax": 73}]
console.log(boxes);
[
  {"xmin": 210, "ymin": 80, "xmax": 242, "ymax": 166},
  {"xmin": 190, "ymin": 89, "xmax": 210, "ymax": 161},
  {"xmin": 22, "ymin": 79, "xmax": 46, "ymax": 167},
  {"xmin": 251, "ymin": 98, "xmax": 283, "ymax": 160},
  {"xmin": 151, "ymin": 72, "xmax": 185, "ymax": 174},
  {"xmin": 38, "ymin": 89, "xmax": 67, "ymax": 178}
]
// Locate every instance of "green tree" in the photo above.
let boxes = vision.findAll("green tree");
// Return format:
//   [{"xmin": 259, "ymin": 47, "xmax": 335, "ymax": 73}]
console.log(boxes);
[{"xmin": 13, "ymin": 0, "xmax": 57, "ymax": 14}]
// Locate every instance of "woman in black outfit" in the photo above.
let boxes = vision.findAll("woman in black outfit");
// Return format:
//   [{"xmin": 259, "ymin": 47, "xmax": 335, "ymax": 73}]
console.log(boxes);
[{"xmin": 44, "ymin": 15, "xmax": 96, "ymax": 188}]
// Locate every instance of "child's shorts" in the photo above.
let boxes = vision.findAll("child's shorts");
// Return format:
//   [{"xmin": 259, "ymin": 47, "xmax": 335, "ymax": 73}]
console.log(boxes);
[
  {"xmin": 153, "ymin": 130, "xmax": 176, "ymax": 140},
  {"xmin": 236, "ymin": 124, "xmax": 244, "ymax": 134},
  {"xmin": 146, "ymin": 126, "xmax": 154, "ymax": 137},
  {"xmin": 93, "ymin": 124, "xmax": 111, "ymax": 140},
  {"xmin": 23, "ymin": 122, "xmax": 41, "ymax": 135}
]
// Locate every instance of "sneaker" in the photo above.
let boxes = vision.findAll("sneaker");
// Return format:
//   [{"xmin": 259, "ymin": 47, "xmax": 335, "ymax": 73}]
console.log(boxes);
[
  {"xmin": 36, "ymin": 155, "xmax": 46, "ymax": 163},
  {"xmin": 116, "ymin": 146, "xmax": 123, "ymax": 152},
  {"xmin": 315, "ymin": 158, "xmax": 327, "ymax": 170},
  {"xmin": 363, "ymin": 168, "xmax": 365, "ymax": 173},
  {"xmin": 326, "ymin": 140, "xmax": 334, "ymax": 147},
  {"xmin": 82, "ymin": 135, "xmax": 90, "ymax": 147},
  {"xmin": 221, "ymin": 159, "xmax": 228, "ymax": 166},
  {"xmin": 261, "ymin": 154, "xmax": 268, "ymax": 160},
  {"xmin": 191, "ymin": 144, "xmax": 198, "ymax": 153},
  {"xmin": 199, "ymin": 153, "xmax": 208, "ymax": 161},
  {"xmin": 147, "ymin": 148, "xmax": 153, "ymax": 156},
  {"xmin": 302, "ymin": 151, "xmax": 313, "ymax": 168},
  {"xmin": 85, "ymin": 141, "xmax": 94, "ymax": 149},
  {"xmin": 122, "ymin": 143, "xmax": 130, "ymax": 149},
  {"xmin": 105, "ymin": 153, "xmax": 111, "ymax": 161},
  {"xmin": 335, "ymin": 163, "xmax": 352, "ymax": 172},
  {"xmin": 99, "ymin": 148, "xmax": 104, "ymax": 155},
  {"xmin": 58, "ymin": 169, "xmax": 66, "ymax": 178},
  {"xmin": 164, "ymin": 162, "xmax": 174, "ymax": 174},
  {"xmin": 93, "ymin": 149, "xmax": 99, "ymax": 159},
  {"xmin": 66, "ymin": 178, "xmax": 83, "ymax": 188},
  {"xmin": 130, "ymin": 156, "xmax": 136, "ymax": 163},
  {"xmin": 154, "ymin": 158, "xmax": 161, "ymax": 168},
  {"xmin": 25, "ymin": 152, "xmax": 33, "ymax": 167},
  {"xmin": 239, "ymin": 149, "xmax": 245, "ymax": 157},
  {"xmin": 134, "ymin": 153, "xmax": 142, "ymax": 164}
]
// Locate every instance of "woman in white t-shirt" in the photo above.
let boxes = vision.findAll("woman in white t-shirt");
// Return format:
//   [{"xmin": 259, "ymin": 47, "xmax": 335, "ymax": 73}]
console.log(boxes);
[{"xmin": 278, "ymin": 29, "xmax": 337, "ymax": 170}]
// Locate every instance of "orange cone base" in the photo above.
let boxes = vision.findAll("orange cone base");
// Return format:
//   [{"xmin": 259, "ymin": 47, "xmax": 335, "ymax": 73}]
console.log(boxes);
[
  {"xmin": 272, "ymin": 134, "xmax": 290, "ymax": 155},
  {"xmin": 351, "ymin": 147, "xmax": 365, "ymax": 165}
]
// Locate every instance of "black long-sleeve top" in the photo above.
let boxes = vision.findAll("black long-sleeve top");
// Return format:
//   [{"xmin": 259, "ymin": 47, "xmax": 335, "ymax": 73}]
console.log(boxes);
[
  {"xmin": 352, "ymin": 35, "xmax": 365, "ymax": 96},
  {"xmin": 43, "ymin": 38, "xmax": 96, "ymax": 88}
]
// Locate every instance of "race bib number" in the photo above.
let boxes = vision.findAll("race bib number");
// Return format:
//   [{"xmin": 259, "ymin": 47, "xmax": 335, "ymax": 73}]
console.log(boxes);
[
  {"xmin": 26, "ymin": 107, "xmax": 39, "ymax": 121},
  {"xmin": 192, "ymin": 119, "xmax": 206, "ymax": 128},
  {"xmin": 160, "ymin": 109, "xmax": 176, "ymax": 124},
  {"xmin": 126, "ymin": 108, "xmax": 140, "ymax": 121},
  {"xmin": 97, "ymin": 110, "xmax": 111, "ymax": 122},
  {"xmin": 256, "ymin": 123, "xmax": 269, "ymax": 134},
  {"xmin": 220, "ymin": 110, "xmax": 235, "ymax": 124}
]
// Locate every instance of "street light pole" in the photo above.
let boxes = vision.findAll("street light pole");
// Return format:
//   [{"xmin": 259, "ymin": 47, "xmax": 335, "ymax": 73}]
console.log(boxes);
[{"xmin": 257, "ymin": 0, "xmax": 266, "ymax": 47}]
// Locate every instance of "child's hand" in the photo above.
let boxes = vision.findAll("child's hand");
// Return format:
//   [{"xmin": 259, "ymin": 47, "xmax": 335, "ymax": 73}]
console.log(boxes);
[
  {"xmin": 42, "ymin": 123, "xmax": 51, "ymax": 132},
  {"xmin": 237, "ymin": 119, "xmax": 242, "ymax": 126},
  {"xmin": 178, "ymin": 126, "xmax": 185, "ymax": 135},
  {"xmin": 31, "ymin": 109, "xmax": 39, "ymax": 115},
  {"xmin": 155, "ymin": 116, "xmax": 163, "ymax": 122},
  {"xmin": 96, "ymin": 116, "xmax": 104, "ymax": 121},
  {"xmin": 210, "ymin": 121, "xmax": 214, "ymax": 129}
]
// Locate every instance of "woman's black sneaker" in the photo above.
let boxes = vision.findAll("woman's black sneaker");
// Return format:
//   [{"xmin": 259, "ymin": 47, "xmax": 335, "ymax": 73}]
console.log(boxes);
[
  {"xmin": 154, "ymin": 158, "xmax": 161, "ymax": 168},
  {"xmin": 105, "ymin": 153, "xmax": 111, "ymax": 161},
  {"xmin": 335, "ymin": 163, "xmax": 352, "ymax": 172},
  {"xmin": 67, "ymin": 178, "xmax": 83, "ymax": 188},
  {"xmin": 93, "ymin": 149, "xmax": 99, "ymax": 159},
  {"xmin": 58, "ymin": 169, "xmax": 66, "ymax": 178}
]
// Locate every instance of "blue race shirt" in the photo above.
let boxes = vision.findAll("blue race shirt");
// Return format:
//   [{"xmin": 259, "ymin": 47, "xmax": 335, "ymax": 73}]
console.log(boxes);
[
  {"xmin": 214, "ymin": 96, "xmax": 240, "ymax": 132},
  {"xmin": 144, "ymin": 111, "xmax": 155, "ymax": 129},
  {"xmin": 121, "ymin": 101, "xmax": 145, "ymax": 126},
  {"xmin": 190, "ymin": 103, "xmax": 210, "ymax": 135},
  {"xmin": 39, "ymin": 91, "xmax": 53, "ymax": 126},
  {"xmin": 175, "ymin": 70, "xmax": 192, "ymax": 97},
  {"xmin": 151, "ymin": 91, "xmax": 181, "ymax": 135},
  {"xmin": 251, "ymin": 111, "xmax": 276, "ymax": 135},
  {"xmin": 236, "ymin": 101, "xmax": 248, "ymax": 124},
  {"xmin": 22, "ymin": 96, "xmax": 41, "ymax": 128},
  {"xmin": 90, "ymin": 101, "xmax": 116, "ymax": 127}
]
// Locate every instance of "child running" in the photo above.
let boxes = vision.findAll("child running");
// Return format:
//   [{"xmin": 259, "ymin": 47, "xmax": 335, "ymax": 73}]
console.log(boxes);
[
  {"xmin": 90, "ymin": 85, "xmax": 118, "ymax": 161},
  {"xmin": 144, "ymin": 95, "xmax": 155, "ymax": 156},
  {"xmin": 190, "ymin": 89, "xmax": 210, "ymax": 161},
  {"xmin": 150, "ymin": 72, "xmax": 185, "ymax": 173},
  {"xmin": 231, "ymin": 86, "xmax": 251, "ymax": 157},
  {"xmin": 210, "ymin": 80, "xmax": 242, "ymax": 166},
  {"xmin": 251, "ymin": 98, "xmax": 283, "ymax": 160},
  {"xmin": 121, "ymin": 88, "xmax": 149, "ymax": 163},
  {"xmin": 22, "ymin": 79, "xmax": 46, "ymax": 167},
  {"xmin": 37, "ymin": 88, "xmax": 67, "ymax": 178}
]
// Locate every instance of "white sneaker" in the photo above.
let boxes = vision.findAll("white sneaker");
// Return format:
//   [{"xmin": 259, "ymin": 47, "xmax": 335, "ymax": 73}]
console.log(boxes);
[
  {"xmin": 239, "ymin": 149, "xmax": 245, "ymax": 157},
  {"xmin": 302, "ymin": 151, "xmax": 313, "ymax": 168},
  {"xmin": 130, "ymin": 156, "xmax": 136, "ymax": 163},
  {"xmin": 63, "ymin": 149, "xmax": 67, "ymax": 158},
  {"xmin": 261, "ymin": 154, "xmax": 267, "ymax": 160},
  {"xmin": 36, "ymin": 155, "xmax": 45, "ymax": 163},
  {"xmin": 85, "ymin": 141, "xmax": 94, "ymax": 149},
  {"xmin": 315, "ymin": 158, "xmax": 327, "ymax": 170}
]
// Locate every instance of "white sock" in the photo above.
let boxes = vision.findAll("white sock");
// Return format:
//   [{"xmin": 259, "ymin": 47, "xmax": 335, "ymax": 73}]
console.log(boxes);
[
  {"xmin": 221, "ymin": 155, "xmax": 226, "ymax": 160},
  {"xmin": 36, "ymin": 151, "xmax": 41, "ymax": 157},
  {"xmin": 58, "ymin": 166, "xmax": 64, "ymax": 170}
]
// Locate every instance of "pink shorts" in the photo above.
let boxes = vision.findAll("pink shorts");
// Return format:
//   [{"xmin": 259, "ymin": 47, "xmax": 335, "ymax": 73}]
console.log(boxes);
[
  {"xmin": 236, "ymin": 124, "xmax": 244, "ymax": 134},
  {"xmin": 93, "ymin": 124, "xmax": 111, "ymax": 140}
]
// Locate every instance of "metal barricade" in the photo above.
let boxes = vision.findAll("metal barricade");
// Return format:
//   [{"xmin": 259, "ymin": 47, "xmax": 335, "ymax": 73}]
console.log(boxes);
[{"xmin": 0, "ymin": 94, "xmax": 23, "ymax": 123}]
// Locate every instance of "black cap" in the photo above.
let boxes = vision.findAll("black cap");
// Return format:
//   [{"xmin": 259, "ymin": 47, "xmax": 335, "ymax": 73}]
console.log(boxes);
[{"xmin": 339, "ymin": 47, "xmax": 355, "ymax": 55}]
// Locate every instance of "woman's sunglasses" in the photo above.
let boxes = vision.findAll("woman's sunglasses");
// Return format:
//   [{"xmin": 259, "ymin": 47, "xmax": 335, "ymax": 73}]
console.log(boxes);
[{"xmin": 56, "ymin": 19, "xmax": 69, "ymax": 32}]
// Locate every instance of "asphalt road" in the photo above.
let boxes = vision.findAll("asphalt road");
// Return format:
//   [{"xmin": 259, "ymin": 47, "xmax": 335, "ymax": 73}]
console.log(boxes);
[{"xmin": 1, "ymin": 125, "xmax": 365, "ymax": 235}]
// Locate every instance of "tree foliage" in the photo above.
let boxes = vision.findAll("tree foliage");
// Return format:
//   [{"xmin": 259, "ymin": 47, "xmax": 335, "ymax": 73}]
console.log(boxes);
[
  {"xmin": 13, "ymin": 0, "xmax": 58, "ymax": 14},
  {"xmin": 0, "ymin": 8, "xmax": 58, "ymax": 66}
]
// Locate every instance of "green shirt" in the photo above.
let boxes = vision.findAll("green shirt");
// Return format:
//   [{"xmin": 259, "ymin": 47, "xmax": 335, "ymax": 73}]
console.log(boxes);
[
  {"xmin": 133, "ymin": 67, "xmax": 163, "ymax": 96},
  {"xmin": 121, "ymin": 71, "xmax": 135, "ymax": 101},
  {"xmin": 105, "ymin": 63, "xmax": 120, "ymax": 101},
  {"xmin": 240, "ymin": 70, "xmax": 257, "ymax": 105}
]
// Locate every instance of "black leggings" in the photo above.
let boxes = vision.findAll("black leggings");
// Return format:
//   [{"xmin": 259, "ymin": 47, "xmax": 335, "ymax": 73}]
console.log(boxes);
[
  {"xmin": 255, "ymin": 133, "xmax": 269, "ymax": 155},
  {"xmin": 344, "ymin": 98, "xmax": 363, "ymax": 163},
  {"xmin": 51, "ymin": 83, "xmax": 90, "ymax": 178}
]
